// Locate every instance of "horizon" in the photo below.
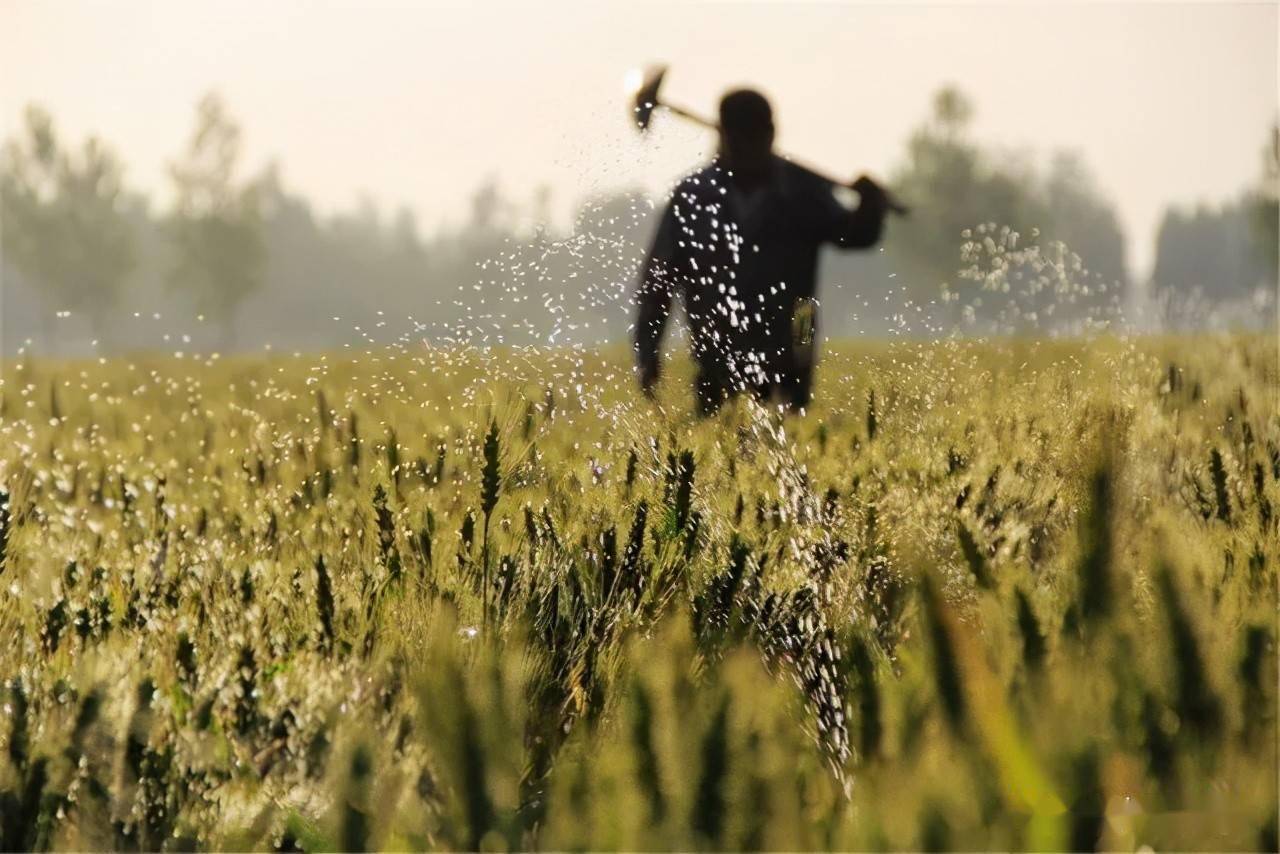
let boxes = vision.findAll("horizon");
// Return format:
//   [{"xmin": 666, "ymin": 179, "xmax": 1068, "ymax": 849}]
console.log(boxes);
[{"xmin": 2, "ymin": 1, "xmax": 1275, "ymax": 286}]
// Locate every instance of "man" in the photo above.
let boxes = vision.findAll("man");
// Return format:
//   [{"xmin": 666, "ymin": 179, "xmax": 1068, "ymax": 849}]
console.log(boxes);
[{"xmin": 633, "ymin": 88, "xmax": 891, "ymax": 415}]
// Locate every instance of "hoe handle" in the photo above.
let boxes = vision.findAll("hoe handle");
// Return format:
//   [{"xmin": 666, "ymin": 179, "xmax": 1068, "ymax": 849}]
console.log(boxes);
[
  {"xmin": 657, "ymin": 101, "xmax": 909, "ymax": 216},
  {"xmin": 786, "ymin": 156, "xmax": 911, "ymax": 216}
]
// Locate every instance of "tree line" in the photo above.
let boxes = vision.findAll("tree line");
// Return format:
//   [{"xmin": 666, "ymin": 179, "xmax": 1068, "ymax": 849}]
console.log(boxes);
[{"xmin": 2, "ymin": 89, "xmax": 1275, "ymax": 355}]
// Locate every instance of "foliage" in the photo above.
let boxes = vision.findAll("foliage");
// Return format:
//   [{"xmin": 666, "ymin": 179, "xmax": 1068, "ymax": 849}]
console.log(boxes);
[
  {"xmin": 166, "ymin": 93, "xmax": 266, "ymax": 349},
  {"xmin": 0, "ymin": 334, "xmax": 1275, "ymax": 850},
  {"xmin": 884, "ymin": 87, "xmax": 1129, "ymax": 327},
  {"xmin": 1151, "ymin": 200, "xmax": 1272, "ymax": 305},
  {"xmin": 1151, "ymin": 123, "xmax": 1278, "ymax": 326},
  {"xmin": 3, "ymin": 87, "xmax": 1149, "ymax": 356},
  {"xmin": 1248, "ymin": 123, "xmax": 1278, "ymax": 281},
  {"xmin": 0, "ymin": 106, "xmax": 137, "ymax": 344}
]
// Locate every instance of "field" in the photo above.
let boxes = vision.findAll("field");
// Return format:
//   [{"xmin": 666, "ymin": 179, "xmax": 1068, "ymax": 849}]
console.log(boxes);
[{"xmin": 0, "ymin": 333, "xmax": 1276, "ymax": 851}]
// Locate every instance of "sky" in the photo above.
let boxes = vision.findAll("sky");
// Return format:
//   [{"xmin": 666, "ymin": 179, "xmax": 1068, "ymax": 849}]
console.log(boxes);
[{"xmin": 1, "ymin": 0, "xmax": 1275, "ymax": 281}]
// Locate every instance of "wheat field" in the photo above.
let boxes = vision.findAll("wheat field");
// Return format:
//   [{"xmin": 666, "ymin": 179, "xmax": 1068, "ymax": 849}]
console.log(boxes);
[{"xmin": 0, "ymin": 334, "xmax": 1275, "ymax": 851}]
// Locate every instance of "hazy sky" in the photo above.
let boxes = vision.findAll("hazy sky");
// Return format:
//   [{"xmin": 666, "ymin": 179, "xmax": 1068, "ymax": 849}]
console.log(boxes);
[{"xmin": 2, "ymin": 1, "xmax": 1275, "ymax": 280}]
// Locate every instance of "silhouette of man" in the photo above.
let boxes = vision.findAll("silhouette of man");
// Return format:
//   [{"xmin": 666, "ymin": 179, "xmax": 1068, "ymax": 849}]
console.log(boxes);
[{"xmin": 634, "ymin": 88, "xmax": 890, "ymax": 415}]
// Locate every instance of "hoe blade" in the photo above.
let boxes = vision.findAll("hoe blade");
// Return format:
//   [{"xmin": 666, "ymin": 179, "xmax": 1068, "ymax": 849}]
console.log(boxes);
[{"xmin": 629, "ymin": 64, "xmax": 668, "ymax": 132}]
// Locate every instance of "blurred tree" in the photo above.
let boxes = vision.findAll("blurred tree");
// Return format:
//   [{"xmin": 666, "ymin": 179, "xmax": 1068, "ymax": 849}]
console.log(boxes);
[
  {"xmin": 1, "ymin": 105, "xmax": 137, "ymax": 350},
  {"xmin": 884, "ymin": 87, "xmax": 1047, "ymax": 304},
  {"xmin": 1043, "ymin": 153, "xmax": 1127, "ymax": 286},
  {"xmin": 531, "ymin": 184, "xmax": 553, "ymax": 233},
  {"xmin": 1248, "ymin": 124, "xmax": 1278, "ymax": 282},
  {"xmin": 1151, "ymin": 126, "xmax": 1277, "ymax": 323},
  {"xmin": 1151, "ymin": 201, "xmax": 1269, "ymax": 306},
  {"xmin": 884, "ymin": 87, "xmax": 1127, "ymax": 330},
  {"xmin": 451, "ymin": 177, "xmax": 515, "ymax": 281},
  {"xmin": 392, "ymin": 206, "xmax": 422, "ymax": 255},
  {"xmin": 468, "ymin": 177, "xmax": 508, "ymax": 235},
  {"xmin": 572, "ymin": 188, "xmax": 653, "ymax": 246},
  {"xmin": 933, "ymin": 86, "xmax": 973, "ymax": 132},
  {"xmin": 167, "ymin": 93, "xmax": 265, "ymax": 350}
]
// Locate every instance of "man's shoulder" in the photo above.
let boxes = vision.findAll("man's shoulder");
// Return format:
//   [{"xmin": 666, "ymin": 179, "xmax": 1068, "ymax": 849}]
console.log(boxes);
[
  {"xmin": 670, "ymin": 163, "xmax": 730, "ymax": 201},
  {"xmin": 775, "ymin": 157, "xmax": 831, "ymax": 195},
  {"xmin": 682, "ymin": 161, "xmax": 726, "ymax": 184}
]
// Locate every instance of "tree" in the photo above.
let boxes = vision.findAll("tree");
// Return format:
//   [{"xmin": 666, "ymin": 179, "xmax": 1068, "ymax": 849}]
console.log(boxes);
[
  {"xmin": 1151, "ymin": 201, "xmax": 1269, "ymax": 307},
  {"xmin": 883, "ymin": 87, "xmax": 1127, "ymax": 331},
  {"xmin": 1248, "ymin": 124, "xmax": 1278, "ymax": 282},
  {"xmin": 1, "ymin": 105, "xmax": 136, "ymax": 350},
  {"xmin": 167, "ymin": 93, "xmax": 265, "ymax": 350},
  {"xmin": 1148, "ymin": 125, "xmax": 1276, "ymax": 328},
  {"xmin": 885, "ymin": 87, "xmax": 1046, "ymax": 306},
  {"xmin": 1043, "ymin": 153, "xmax": 1127, "ymax": 287}
]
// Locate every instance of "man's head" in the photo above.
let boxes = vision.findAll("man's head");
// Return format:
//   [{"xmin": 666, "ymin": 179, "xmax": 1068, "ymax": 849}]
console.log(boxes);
[{"xmin": 718, "ymin": 88, "xmax": 775, "ymax": 178}]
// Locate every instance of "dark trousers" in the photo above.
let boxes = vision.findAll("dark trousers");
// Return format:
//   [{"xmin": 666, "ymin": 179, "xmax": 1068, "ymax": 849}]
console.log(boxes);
[{"xmin": 694, "ymin": 348, "xmax": 815, "ymax": 416}]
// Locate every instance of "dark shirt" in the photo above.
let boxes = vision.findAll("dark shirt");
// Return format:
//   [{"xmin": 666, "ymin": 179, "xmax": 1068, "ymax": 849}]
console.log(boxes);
[{"xmin": 634, "ymin": 156, "xmax": 886, "ymax": 402}]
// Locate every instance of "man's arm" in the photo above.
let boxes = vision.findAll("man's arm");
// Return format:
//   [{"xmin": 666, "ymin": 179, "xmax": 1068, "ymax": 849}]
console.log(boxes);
[
  {"xmin": 634, "ymin": 200, "xmax": 679, "ymax": 395},
  {"xmin": 819, "ymin": 174, "xmax": 890, "ymax": 249}
]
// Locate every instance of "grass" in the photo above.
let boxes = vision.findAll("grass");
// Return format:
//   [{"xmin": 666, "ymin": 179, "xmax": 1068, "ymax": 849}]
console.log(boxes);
[{"xmin": 0, "ymin": 333, "xmax": 1275, "ymax": 851}]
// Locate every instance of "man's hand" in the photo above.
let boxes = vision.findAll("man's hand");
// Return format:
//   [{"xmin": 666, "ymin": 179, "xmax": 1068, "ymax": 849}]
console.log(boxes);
[
  {"xmin": 853, "ymin": 174, "xmax": 908, "ymax": 215},
  {"xmin": 851, "ymin": 174, "xmax": 889, "ymax": 212}
]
